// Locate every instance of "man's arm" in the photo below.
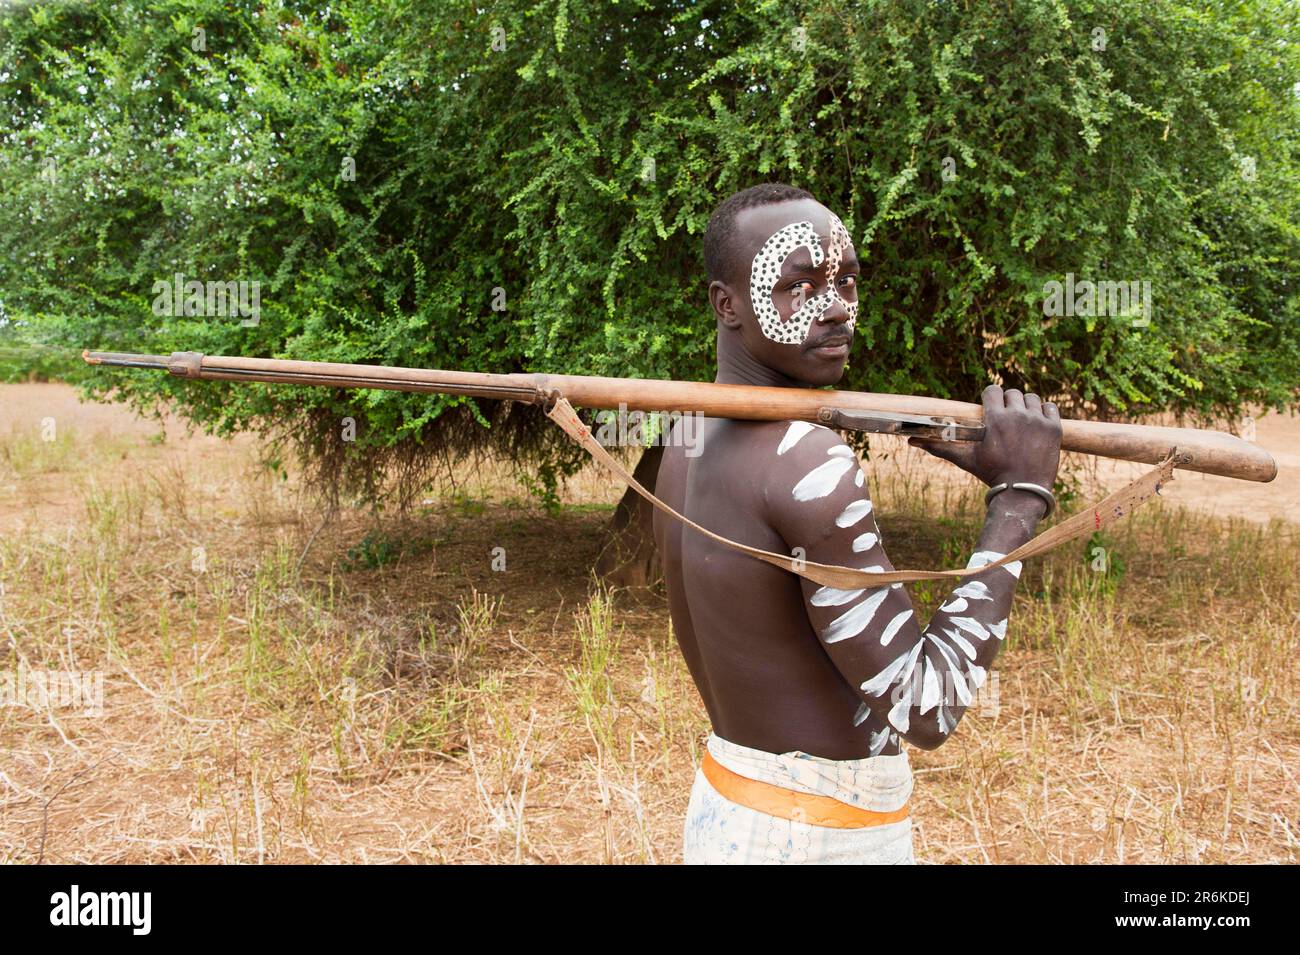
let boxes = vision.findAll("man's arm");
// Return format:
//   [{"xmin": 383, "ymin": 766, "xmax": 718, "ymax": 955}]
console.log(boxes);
[{"xmin": 764, "ymin": 386, "xmax": 1061, "ymax": 752}]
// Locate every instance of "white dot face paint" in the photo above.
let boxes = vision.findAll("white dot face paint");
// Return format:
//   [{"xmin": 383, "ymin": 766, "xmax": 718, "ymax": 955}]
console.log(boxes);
[{"xmin": 748, "ymin": 214, "xmax": 859, "ymax": 346}]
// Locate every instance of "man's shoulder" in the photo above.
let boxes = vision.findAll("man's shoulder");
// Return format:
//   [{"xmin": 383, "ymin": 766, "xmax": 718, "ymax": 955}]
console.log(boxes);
[
  {"xmin": 763, "ymin": 420, "xmax": 859, "ymax": 480},
  {"xmin": 699, "ymin": 419, "xmax": 848, "ymax": 474},
  {"xmin": 760, "ymin": 420, "xmax": 869, "ymax": 531},
  {"xmin": 710, "ymin": 417, "xmax": 842, "ymax": 451}
]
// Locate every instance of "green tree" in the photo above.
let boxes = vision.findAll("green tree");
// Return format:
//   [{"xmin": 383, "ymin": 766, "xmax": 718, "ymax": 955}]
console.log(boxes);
[{"xmin": 2, "ymin": 0, "xmax": 1296, "ymax": 514}]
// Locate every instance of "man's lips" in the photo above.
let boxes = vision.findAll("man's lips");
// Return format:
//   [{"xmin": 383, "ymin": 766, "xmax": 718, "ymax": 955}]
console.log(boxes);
[{"xmin": 806, "ymin": 335, "xmax": 851, "ymax": 357}]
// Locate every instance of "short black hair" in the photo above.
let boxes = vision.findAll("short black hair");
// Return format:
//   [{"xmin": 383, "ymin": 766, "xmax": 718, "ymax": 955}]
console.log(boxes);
[{"xmin": 703, "ymin": 182, "xmax": 815, "ymax": 286}]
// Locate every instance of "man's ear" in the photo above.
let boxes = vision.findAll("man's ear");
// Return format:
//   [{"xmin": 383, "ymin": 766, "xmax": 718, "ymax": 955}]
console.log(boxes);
[{"xmin": 709, "ymin": 280, "xmax": 744, "ymax": 330}]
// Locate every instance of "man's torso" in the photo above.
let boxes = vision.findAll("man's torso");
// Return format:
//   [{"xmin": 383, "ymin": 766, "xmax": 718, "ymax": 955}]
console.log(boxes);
[{"xmin": 652, "ymin": 416, "xmax": 900, "ymax": 760}]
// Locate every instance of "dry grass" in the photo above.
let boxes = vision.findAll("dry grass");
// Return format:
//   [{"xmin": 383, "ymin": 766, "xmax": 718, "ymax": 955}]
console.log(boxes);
[{"xmin": 0, "ymin": 385, "xmax": 1295, "ymax": 864}]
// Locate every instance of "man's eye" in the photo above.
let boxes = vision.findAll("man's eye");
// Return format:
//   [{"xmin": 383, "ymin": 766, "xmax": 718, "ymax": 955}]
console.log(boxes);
[{"xmin": 839, "ymin": 275, "xmax": 858, "ymax": 289}]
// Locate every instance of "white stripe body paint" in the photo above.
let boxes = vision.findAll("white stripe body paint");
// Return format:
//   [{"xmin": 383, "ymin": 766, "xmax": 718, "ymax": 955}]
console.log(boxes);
[
  {"xmin": 843, "ymin": 593, "xmax": 1004, "ymax": 743},
  {"xmin": 950, "ymin": 616, "xmax": 990, "ymax": 640},
  {"xmin": 944, "ymin": 627, "xmax": 978, "ymax": 660},
  {"xmin": 887, "ymin": 687, "xmax": 913, "ymax": 733},
  {"xmin": 950, "ymin": 672, "xmax": 972, "ymax": 706},
  {"xmin": 834, "ymin": 499, "xmax": 872, "ymax": 527},
  {"xmin": 822, "ymin": 587, "xmax": 891, "ymax": 643},
  {"xmin": 919, "ymin": 658, "xmax": 942, "ymax": 714},
  {"xmin": 844, "ymin": 605, "xmax": 990, "ymax": 742},
  {"xmin": 777, "ymin": 421, "xmax": 816, "ymax": 455},
  {"xmin": 792, "ymin": 456, "xmax": 856, "ymax": 501},
  {"xmin": 811, "ymin": 566, "xmax": 883, "ymax": 607},
  {"xmin": 926, "ymin": 633, "xmax": 963, "ymax": 673},
  {"xmin": 879, "ymin": 609, "xmax": 912, "ymax": 647},
  {"xmin": 851, "ymin": 532, "xmax": 878, "ymax": 553},
  {"xmin": 936, "ymin": 705, "xmax": 953, "ymax": 735},
  {"xmin": 859, "ymin": 659, "xmax": 904, "ymax": 699},
  {"xmin": 852, "ymin": 702, "xmax": 871, "ymax": 727},
  {"xmin": 811, "ymin": 585, "xmax": 864, "ymax": 607},
  {"xmin": 782, "ymin": 415, "xmax": 1023, "ymax": 748},
  {"xmin": 895, "ymin": 640, "xmax": 925, "ymax": 690},
  {"xmin": 968, "ymin": 550, "xmax": 1022, "ymax": 578},
  {"xmin": 929, "ymin": 639, "xmax": 973, "ymax": 705},
  {"xmin": 859, "ymin": 641, "xmax": 922, "ymax": 697},
  {"xmin": 952, "ymin": 580, "xmax": 993, "ymax": 601},
  {"xmin": 868, "ymin": 727, "xmax": 891, "ymax": 756}
]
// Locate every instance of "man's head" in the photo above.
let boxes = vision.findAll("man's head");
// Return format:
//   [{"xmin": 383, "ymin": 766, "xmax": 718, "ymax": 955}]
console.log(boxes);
[{"xmin": 704, "ymin": 183, "xmax": 859, "ymax": 386}]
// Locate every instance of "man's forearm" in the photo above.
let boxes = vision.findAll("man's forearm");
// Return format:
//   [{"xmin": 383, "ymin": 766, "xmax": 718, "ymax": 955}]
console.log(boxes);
[
  {"xmin": 935, "ymin": 488, "xmax": 1047, "ymax": 659},
  {"xmin": 897, "ymin": 489, "xmax": 1047, "ymax": 746}
]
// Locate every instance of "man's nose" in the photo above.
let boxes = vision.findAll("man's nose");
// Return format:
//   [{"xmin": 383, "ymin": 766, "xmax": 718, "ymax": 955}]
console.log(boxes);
[{"xmin": 818, "ymin": 293, "xmax": 853, "ymax": 325}]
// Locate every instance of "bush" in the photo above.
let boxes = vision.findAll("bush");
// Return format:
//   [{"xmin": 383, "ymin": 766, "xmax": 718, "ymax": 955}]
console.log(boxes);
[{"xmin": 2, "ymin": 0, "xmax": 1296, "ymax": 503}]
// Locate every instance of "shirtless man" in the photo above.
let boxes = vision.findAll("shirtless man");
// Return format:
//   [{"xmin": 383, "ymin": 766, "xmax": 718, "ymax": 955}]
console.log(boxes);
[{"xmin": 652, "ymin": 183, "xmax": 1063, "ymax": 864}]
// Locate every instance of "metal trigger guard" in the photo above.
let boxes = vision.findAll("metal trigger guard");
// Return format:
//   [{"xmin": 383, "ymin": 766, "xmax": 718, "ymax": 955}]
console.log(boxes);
[{"xmin": 818, "ymin": 408, "xmax": 986, "ymax": 441}]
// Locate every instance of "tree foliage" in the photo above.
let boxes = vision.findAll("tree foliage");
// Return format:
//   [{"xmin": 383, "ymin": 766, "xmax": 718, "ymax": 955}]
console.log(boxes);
[{"xmin": 2, "ymin": 0, "xmax": 1296, "ymax": 502}]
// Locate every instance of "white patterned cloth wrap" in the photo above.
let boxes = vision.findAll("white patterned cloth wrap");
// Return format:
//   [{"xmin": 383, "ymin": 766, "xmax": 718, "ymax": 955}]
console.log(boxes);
[{"xmin": 683, "ymin": 733, "xmax": 915, "ymax": 865}]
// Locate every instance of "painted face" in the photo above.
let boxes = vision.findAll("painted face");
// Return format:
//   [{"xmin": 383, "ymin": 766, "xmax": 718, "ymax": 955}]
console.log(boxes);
[{"xmin": 748, "ymin": 213, "xmax": 859, "ymax": 345}]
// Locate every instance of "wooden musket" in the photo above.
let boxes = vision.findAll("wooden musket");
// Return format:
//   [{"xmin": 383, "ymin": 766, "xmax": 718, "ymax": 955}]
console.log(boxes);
[{"xmin": 82, "ymin": 350, "xmax": 1278, "ymax": 483}]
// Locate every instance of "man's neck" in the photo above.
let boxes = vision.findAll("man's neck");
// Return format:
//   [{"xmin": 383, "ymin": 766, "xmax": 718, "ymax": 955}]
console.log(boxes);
[{"xmin": 715, "ymin": 338, "xmax": 808, "ymax": 389}]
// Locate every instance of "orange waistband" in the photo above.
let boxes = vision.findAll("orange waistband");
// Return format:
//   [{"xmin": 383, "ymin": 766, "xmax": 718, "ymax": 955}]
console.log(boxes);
[{"xmin": 700, "ymin": 748, "xmax": 909, "ymax": 830}]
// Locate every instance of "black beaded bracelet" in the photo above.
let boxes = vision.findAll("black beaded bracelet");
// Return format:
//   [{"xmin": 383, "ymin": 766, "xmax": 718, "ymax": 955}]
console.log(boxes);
[{"xmin": 985, "ymin": 481, "xmax": 1056, "ymax": 519}]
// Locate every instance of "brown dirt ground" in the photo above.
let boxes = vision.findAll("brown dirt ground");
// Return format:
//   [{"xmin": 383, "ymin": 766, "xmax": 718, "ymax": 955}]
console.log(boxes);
[{"xmin": 1, "ymin": 383, "xmax": 1295, "ymax": 864}]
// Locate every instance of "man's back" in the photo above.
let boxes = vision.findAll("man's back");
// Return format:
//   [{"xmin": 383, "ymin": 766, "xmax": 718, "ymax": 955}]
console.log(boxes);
[{"xmin": 652, "ymin": 415, "xmax": 898, "ymax": 760}]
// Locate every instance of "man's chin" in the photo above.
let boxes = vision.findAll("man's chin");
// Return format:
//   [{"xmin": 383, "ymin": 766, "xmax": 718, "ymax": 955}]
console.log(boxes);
[
  {"xmin": 790, "ymin": 357, "xmax": 849, "ymax": 387},
  {"xmin": 801, "ymin": 346, "xmax": 851, "ymax": 384}
]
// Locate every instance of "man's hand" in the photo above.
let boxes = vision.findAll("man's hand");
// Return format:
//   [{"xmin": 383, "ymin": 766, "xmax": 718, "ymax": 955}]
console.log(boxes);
[{"xmin": 909, "ymin": 385, "xmax": 1062, "ymax": 489}]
